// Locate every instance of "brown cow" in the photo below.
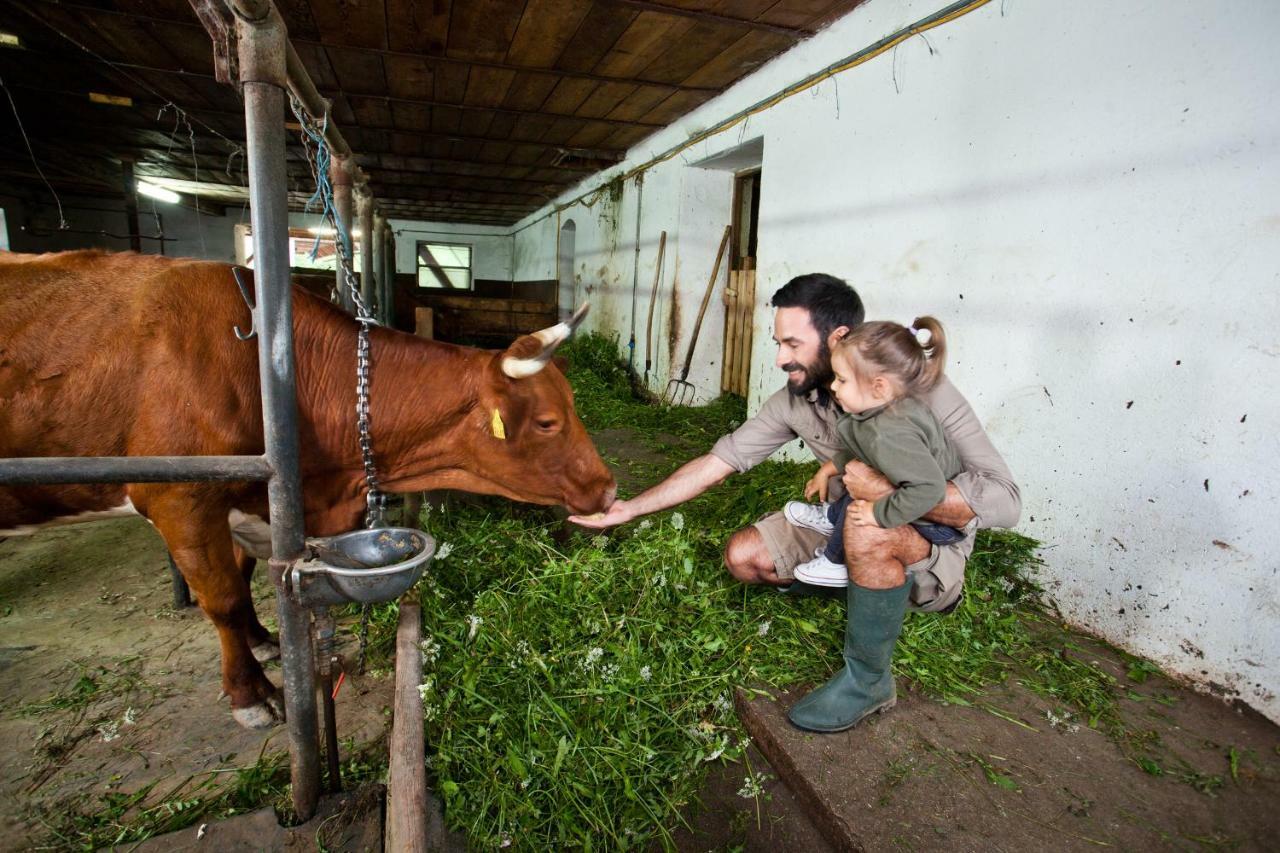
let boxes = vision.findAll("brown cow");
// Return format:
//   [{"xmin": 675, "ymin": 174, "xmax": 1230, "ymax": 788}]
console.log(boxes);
[{"xmin": 0, "ymin": 250, "xmax": 615, "ymax": 728}]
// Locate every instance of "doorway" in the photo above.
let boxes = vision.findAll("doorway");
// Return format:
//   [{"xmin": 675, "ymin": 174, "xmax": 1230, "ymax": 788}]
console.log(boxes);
[
  {"xmin": 721, "ymin": 169, "xmax": 760, "ymax": 396},
  {"xmin": 557, "ymin": 219, "xmax": 576, "ymax": 322}
]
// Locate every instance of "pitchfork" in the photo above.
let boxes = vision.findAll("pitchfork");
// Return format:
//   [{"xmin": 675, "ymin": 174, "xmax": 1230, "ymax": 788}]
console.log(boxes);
[{"xmin": 664, "ymin": 225, "xmax": 732, "ymax": 405}]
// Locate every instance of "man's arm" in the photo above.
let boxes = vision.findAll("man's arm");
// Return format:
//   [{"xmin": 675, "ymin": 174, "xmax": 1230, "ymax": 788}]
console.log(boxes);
[
  {"xmin": 569, "ymin": 454, "xmax": 734, "ymax": 528},
  {"xmin": 841, "ymin": 459, "xmax": 976, "ymax": 527}
]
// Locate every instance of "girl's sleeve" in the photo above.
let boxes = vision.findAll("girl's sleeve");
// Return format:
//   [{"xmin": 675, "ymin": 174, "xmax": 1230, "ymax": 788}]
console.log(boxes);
[{"xmin": 868, "ymin": 424, "xmax": 948, "ymax": 528}]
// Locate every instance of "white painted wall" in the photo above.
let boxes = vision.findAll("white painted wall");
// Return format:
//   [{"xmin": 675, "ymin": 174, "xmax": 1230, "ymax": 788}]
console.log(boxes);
[
  {"xmin": 389, "ymin": 219, "xmax": 513, "ymax": 282},
  {"xmin": 506, "ymin": 0, "xmax": 1280, "ymax": 721}
]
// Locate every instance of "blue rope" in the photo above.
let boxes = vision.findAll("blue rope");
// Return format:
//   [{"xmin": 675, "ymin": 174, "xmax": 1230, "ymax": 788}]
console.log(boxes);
[{"xmin": 290, "ymin": 98, "xmax": 351, "ymax": 262}]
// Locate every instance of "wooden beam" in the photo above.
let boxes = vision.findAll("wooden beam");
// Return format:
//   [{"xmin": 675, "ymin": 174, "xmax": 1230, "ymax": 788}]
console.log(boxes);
[
  {"xmin": 602, "ymin": 0, "xmax": 815, "ymax": 39},
  {"xmin": 34, "ymin": 1, "xmax": 726, "ymax": 92}
]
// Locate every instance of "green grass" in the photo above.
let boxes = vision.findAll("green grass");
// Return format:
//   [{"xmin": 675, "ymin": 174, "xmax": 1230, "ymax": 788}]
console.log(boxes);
[
  {"xmin": 348, "ymin": 333, "xmax": 1116, "ymax": 849},
  {"xmin": 42, "ymin": 332, "xmax": 1190, "ymax": 848}
]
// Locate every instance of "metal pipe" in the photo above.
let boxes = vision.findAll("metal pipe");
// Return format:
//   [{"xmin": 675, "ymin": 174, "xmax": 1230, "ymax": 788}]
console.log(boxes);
[
  {"xmin": 357, "ymin": 189, "xmax": 375, "ymax": 314},
  {"xmin": 371, "ymin": 211, "xmax": 385, "ymax": 324},
  {"xmin": 331, "ymin": 154, "xmax": 354, "ymax": 314},
  {"xmin": 312, "ymin": 608, "xmax": 342, "ymax": 793},
  {"xmin": 384, "ymin": 222, "xmax": 396, "ymax": 327},
  {"xmin": 0, "ymin": 455, "xmax": 272, "ymax": 484},
  {"xmin": 236, "ymin": 2, "xmax": 320, "ymax": 821}
]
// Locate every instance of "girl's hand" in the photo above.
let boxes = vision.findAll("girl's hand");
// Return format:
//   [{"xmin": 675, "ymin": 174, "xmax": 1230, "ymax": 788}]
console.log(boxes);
[
  {"xmin": 848, "ymin": 499, "xmax": 881, "ymax": 527},
  {"xmin": 804, "ymin": 469, "xmax": 832, "ymax": 502}
]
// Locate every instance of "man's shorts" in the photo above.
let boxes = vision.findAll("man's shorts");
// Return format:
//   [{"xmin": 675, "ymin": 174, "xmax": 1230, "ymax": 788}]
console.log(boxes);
[{"xmin": 753, "ymin": 511, "xmax": 976, "ymax": 613}]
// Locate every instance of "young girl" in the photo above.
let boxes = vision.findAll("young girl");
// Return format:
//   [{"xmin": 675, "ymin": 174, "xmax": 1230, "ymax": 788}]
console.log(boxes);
[{"xmin": 785, "ymin": 316, "xmax": 965, "ymax": 588}]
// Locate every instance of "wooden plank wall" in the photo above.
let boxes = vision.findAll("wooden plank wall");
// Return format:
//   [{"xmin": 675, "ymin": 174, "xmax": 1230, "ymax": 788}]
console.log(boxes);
[{"xmin": 721, "ymin": 267, "xmax": 756, "ymax": 397}]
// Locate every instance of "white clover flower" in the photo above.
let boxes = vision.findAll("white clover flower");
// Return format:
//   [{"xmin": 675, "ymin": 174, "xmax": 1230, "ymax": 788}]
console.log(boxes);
[
  {"xmin": 757, "ymin": 619, "xmax": 772, "ymax": 638},
  {"xmin": 466, "ymin": 614, "xmax": 483, "ymax": 641},
  {"xmin": 435, "ymin": 542, "xmax": 454, "ymax": 560},
  {"xmin": 99, "ymin": 721, "xmax": 120, "ymax": 743},
  {"xmin": 704, "ymin": 735, "xmax": 729, "ymax": 762},
  {"xmin": 639, "ymin": 665, "xmax": 652, "ymax": 681},
  {"xmin": 737, "ymin": 772, "xmax": 769, "ymax": 798},
  {"xmin": 420, "ymin": 636, "xmax": 442, "ymax": 666},
  {"xmin": 637, "ymin": 519, "xmax": 653, "ymax": 531},
  {"xmin": 671, "ymin": 512, "xmax": 685, "ymax": 531}
]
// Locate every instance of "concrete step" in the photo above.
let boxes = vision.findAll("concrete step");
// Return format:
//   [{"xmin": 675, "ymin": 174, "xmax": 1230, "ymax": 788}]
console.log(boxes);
[{"xmin": 735, "ymin": 677, "xmax": 1280, "ymax": 852}]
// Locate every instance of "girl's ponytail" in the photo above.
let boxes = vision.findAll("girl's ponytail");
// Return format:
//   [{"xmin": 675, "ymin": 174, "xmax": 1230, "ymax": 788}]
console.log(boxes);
[{"xmin": 910, "ymin": 316, "xmax": 946, "ymax": 394}]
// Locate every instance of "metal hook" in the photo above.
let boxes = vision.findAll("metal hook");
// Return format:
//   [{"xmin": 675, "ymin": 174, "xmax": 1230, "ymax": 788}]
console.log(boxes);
[{"xmin": 231, "ymin": 265, "xmax": 257, "ymax": 341}]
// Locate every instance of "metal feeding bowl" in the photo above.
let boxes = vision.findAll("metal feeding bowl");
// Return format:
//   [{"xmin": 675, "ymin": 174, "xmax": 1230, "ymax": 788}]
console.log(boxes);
[{"xmin": 289, "ymin": 527, "xmax": 435, "ymax": 608}]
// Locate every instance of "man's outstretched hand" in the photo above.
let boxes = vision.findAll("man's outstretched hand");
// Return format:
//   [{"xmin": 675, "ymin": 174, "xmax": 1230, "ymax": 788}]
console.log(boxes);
[
  {"xmin": 842, "ymin": 459, "xmax": 894, "ymax": 501},
  {"xmin": 569, "ymin": 499, "xmax": 638, "ymax": 529}
]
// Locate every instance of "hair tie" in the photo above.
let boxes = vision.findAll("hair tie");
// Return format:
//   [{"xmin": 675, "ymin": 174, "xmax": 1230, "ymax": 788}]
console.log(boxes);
[{"xmin": 908, "ymin": 324, "xmax": 931, "ymax": 346}]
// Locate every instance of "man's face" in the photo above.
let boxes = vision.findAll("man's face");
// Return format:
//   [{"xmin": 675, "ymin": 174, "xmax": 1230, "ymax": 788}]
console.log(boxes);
[{"xmin": 773, "ymin": 306, "xmax": 832, "ymax": 397}]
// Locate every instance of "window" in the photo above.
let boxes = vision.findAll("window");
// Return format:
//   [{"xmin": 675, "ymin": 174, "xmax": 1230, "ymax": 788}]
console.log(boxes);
[
  {"xmin": 235, "ymin": 224, "xmax": 362, "ymax": 271},
  {"xmin": 416, "ymin": 241, "xmax": 472, "ymax": 289}
]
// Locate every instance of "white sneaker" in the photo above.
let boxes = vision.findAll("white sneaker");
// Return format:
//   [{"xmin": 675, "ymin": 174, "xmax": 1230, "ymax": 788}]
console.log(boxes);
[
  {"xmin": 784, "ymin": 501, "xmax": 834, "ymax": 537},
  {"xmin": 794, "ymin": 551, "xmax": 849, "ymax": 588}
]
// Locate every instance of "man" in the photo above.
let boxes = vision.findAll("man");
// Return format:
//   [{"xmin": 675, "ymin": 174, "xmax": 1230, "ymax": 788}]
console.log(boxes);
[{"xmin": 571, "ymin": 273, "xmax": 1020, "ymax": 731}]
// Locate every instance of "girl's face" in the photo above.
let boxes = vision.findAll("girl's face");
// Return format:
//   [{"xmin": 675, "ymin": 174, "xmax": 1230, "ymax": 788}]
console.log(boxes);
[{"xmin": 831, "ymin": 350, "xmax": 895, "ymax": 414}]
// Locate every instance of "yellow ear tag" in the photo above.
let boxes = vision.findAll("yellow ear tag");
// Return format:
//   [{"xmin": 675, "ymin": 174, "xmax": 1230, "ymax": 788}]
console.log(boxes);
[{"xmin": 490, "ymin": 408, "xmax": 506, "ymax": 440}]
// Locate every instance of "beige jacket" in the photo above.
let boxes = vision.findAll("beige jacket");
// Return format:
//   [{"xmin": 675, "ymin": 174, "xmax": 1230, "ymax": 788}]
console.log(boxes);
[{"xmin": 709, "ymin": 377, "xmax": 1021, "ymax": 530}]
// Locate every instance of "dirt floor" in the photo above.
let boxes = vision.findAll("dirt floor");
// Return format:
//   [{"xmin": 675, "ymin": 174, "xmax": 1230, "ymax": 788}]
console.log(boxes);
[{"xmin": 0, "ymin": 518, "xmax": 393, "ymax": 850}]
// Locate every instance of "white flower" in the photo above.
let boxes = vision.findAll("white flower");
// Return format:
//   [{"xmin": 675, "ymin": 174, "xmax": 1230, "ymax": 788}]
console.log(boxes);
[
  {"xmin": 639, "ymin": 665, "xmax": 652, "ymax": 681},
  {"xmin": 580, "ymin": 646, "xmax": 605, "ymax": 673},
  {"xmin": 99, "ymin": 721, "xmax": 120, "ymax": 743},
  {"xmin": 737, "ymin": 772, "xmax": 770, "ymax": 798},
  {"xmin": 122, "ymin": 707, "xmax": 137, "ymax": 726},
  {"xmin": 500, "ymin": 835, "xmax": 512, "ymax": 848},
  {"xmin": 591, "ymin": 535, "xmax": 609, "ymax": 549},
  {"xmin": 704, "ymin": 735, "xmax": 729, "ymax": 762},
  {"xmin": 757, "ymin": 620, "xmax": 772, "ymax": 638},
  {"xmin": 712, "ymin": 693, "xmax": 733, "ymax": 714},
  {"xmin": 671, "ymin": 512, "xmax": 685, "ymax": 531},
  {"xmin": 600, "ymin": 663, "xmax": 619, "ymax": 682},
  {"xmin": 435, "ymin": 542, "xmax": 454, "ymax": 560},
  {"xmin": 466, "ymin": 614, "xmax": 483, "ymax": 641},
  {"xmin": 637, "ymin": 519, "xmax": 653, "ymax": 531},
  {"xmin": 420, "ymin": 636, "xmax": 442, "ymax": 666}
]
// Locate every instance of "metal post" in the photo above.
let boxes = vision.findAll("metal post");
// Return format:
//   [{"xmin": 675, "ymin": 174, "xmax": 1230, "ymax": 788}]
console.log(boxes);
[
  {"xmin": 357, "ymin": 189, "xmax": 375, "ymax": 314},
  {"xmin": 235, "ymin": 1, "xmax": 320, "ymax": 821},
  {"xmin": 331, "ymin": 154, "xmax": 354, "ymax": 315},
  {"xmin": 121, "ymin": 159, "xmax": 141, "ymax": 253},
  {"xmin": 371, "ymin": 211, "xmax": 385, "ymax": 324},
  {"xmin": 384, "ymin": 223, "xmax": 396, "ymax": 327}
]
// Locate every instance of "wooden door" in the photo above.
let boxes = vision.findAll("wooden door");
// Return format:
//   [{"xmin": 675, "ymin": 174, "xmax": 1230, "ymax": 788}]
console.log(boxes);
[{"xmin": 722, "ymin": 170, "xmax": 760, "ymax": 396}]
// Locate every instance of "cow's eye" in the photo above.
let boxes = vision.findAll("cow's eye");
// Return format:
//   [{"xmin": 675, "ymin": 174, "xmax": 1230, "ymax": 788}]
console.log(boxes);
[{"xmin": 535, "ymin": 416, "xmax": 561, "ymax": 433}]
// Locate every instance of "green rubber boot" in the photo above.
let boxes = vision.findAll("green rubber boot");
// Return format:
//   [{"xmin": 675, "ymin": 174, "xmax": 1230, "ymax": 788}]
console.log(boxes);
[{"xmin": 787, "ymin": 576, "xmax": 913, "ymax": 733}]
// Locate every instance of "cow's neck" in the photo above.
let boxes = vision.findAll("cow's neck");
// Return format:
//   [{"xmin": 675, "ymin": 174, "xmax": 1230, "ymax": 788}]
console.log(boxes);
[{"xmin": 294, "ymin": 305, "xmax": 486, "ymax": 500}]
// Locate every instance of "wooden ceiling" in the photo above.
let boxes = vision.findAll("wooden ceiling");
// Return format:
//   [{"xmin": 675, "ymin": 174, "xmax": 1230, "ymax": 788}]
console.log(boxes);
[{"xmin": 0, "ymin": 0, "xmax": 864, "ymax": 225}]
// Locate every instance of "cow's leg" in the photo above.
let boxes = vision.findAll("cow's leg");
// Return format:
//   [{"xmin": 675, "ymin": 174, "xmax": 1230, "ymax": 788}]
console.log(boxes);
[
  {"xmin": 233, "ymin": 543, "xmax": 280, "ymax": 663},
  {"xmin": 148, "ymin": 502, "xmax": 284, "ymax": 729}
]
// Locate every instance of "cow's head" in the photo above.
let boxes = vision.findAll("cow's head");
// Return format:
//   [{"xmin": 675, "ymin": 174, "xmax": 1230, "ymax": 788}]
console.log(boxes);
[{"xmin": 465, "ymin": 305, "xmax": 616, "ymax": 515}]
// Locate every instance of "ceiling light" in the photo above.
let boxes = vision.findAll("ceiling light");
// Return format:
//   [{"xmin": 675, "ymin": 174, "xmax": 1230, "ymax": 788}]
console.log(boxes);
[
  {"xmin": 137, "ymin": 182, "xmax": 181, "ymax": 204},
  {"xmin": 0, "ymin": 32, "xmax": 20, "ymax": 48},
  {"xmin": 89, "ymin": 92, "xmax": 132, "ymax": 107}
]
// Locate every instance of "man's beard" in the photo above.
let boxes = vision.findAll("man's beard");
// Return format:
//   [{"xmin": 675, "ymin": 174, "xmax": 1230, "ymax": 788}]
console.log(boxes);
[{"xmin": 782, "ymin": 339, "xmax": 833, "ymax": 400}]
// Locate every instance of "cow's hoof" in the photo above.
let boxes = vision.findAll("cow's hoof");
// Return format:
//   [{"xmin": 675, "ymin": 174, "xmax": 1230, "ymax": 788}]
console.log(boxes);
[
  {"xmin": 232, "ymin": 692, "xmax": 286, "ymax": 730},
  {"xmin": 251, "ymin": 639, "xmax": 281, "ymax": 663}
]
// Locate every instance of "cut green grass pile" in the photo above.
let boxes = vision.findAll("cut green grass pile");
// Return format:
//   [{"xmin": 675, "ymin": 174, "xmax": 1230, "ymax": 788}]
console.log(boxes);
[
  {"xmin": 37, "ymin": 333, "xmax": 1178, "ymax": 849},
  {"xmin": 350, "ymin": 333, "xmax": 1131, "ymax": 849}
]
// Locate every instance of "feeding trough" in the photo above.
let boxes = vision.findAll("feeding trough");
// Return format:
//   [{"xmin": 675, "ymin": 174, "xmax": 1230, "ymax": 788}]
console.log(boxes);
[{"xmin": 289, "ymin": 527, "xmax": 435, "ymax": 608}]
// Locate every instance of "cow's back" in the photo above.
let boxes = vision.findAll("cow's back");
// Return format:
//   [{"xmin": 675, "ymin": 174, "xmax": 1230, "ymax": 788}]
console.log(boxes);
[{"xmin": 0, "ymin": 251, "xmax": 261, "ymax": 527}]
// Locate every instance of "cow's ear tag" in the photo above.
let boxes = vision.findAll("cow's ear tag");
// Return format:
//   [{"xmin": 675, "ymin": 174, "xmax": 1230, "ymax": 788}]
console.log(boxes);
[{"xmin": 490, "ymin": 408, "xmax": 507, "ymax": 440}]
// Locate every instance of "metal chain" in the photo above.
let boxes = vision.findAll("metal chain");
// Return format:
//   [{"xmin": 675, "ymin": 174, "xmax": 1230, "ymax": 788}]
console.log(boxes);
[{"xmin": 289, "ymin": 94, "xmax": 385, "ymax": 530}]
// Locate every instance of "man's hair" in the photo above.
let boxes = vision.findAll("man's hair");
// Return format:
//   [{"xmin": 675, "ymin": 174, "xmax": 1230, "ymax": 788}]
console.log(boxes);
[{"xmin": 770, "ymin": 274, "xmax": 866, "ymax": 340}]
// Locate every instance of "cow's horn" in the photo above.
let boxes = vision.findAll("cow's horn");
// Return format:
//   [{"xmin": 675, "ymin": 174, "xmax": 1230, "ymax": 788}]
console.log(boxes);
[{"xmin": 502, "ymin": 303, "xmax": 591, "ymax": 379}]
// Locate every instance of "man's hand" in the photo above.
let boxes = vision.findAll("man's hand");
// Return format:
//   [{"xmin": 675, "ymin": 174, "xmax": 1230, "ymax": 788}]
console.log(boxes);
[
  {"xmin": 569, "ymin": 499, "xmax": 637, "ymax": 529},
  {"xmin": 847, "ymin": 499, "xmax": 880, "ymax": 527},
  {"xmin": 842, "ymin": 459, "xmax": 894, "ymax": 502}
]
